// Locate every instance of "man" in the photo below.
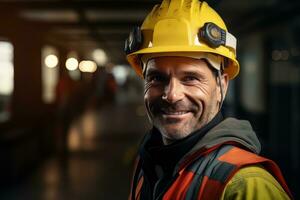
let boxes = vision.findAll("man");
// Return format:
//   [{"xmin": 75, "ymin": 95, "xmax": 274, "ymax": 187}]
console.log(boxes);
[{"xmin": 125, "ymin": 0, "xmax": 293, "ymax": 199}]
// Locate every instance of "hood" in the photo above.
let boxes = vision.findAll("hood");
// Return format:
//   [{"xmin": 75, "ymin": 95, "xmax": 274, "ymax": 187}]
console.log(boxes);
[{"xmin": 188, "ymin": 117, "xmax": 261, "ymax": 156}]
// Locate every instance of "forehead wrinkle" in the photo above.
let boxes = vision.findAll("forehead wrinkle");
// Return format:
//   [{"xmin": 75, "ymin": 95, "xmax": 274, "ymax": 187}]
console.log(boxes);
[
  {"xmin": 145, "ymin": 59, "xmax": 171, "ymax": 76},
  {"xmin": 145, "ymin": 57, "xmax": 212, "ymax": 77}
]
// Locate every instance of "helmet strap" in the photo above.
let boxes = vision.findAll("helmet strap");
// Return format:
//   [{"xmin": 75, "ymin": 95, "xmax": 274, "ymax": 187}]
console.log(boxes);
[{"xmin": 217, "ymin": 69, "xmax": 224, "ymax": 111}]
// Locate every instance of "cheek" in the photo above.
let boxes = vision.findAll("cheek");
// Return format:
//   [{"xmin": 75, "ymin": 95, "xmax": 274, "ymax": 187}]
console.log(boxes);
[
  {"xmin": 144, "ymin": 85, "xmax": 163, "ymax": 100},
  {"xmin": 184, "ymin": 84, "xmax": 218, "ymax": 117},
  {"xmin": 185, "ymin": 85, "xmax": 210, "ymax": 104},
  {"xmin": 144, "ymin": 87, "xmax": 163, "ymax": 121},
  {"xmin": 144, "ymin": 86, "xmax": 163, "ymax": 109}
]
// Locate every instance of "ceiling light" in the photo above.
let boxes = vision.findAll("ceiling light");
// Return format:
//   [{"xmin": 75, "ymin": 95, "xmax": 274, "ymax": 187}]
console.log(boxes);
[
  {"xmin": 45, "ymin": 54, "xmax": 58, "ymax": 68},
  {"xmin": 92, "ymin": 49, "xmax": 107, "ymax": 66},
  {"xmin": 66, "ymin": 57, "xmax": 78, "ymax": 71},
  {"xmin": 79, "ymin": 60, "xmax": 97, "ymax": 73}
]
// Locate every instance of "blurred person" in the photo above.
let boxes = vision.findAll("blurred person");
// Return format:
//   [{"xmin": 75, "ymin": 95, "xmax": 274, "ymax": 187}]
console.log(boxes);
[
  {"xmin": 55, "ymin": 71, "xmax": 76, "ymax": 157},
  {"xmin": 125, "ymin": 0, "xmax": 293, "ymax": 199},
  {"xmin": 94, "ymin": 67, "xmax": 117, "ymax": 107}
]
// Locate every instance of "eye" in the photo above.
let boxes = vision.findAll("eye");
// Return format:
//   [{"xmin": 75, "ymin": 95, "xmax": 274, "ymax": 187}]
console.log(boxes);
[
  {"xmin": 182, "ymin": 75, "xmax": 199, "ymax": 82},
  {"xmin": 146, "ymin": 74, "xmax": 166, "ymax": 83}
]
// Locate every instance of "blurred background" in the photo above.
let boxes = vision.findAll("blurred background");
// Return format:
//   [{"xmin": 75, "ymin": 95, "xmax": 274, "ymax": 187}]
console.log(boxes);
[{"xmin": 0, "ymin": 0, "xmax": 299, "ymax": 199}]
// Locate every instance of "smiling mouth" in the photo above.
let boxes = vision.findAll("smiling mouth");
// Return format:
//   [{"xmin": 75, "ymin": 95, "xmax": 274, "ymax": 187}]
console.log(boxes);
[
  {"xmin": 160, "ymin": 108, "xmax": 191, "ymax": 116},
  {"xmin": 162, "ymin": 111, "xmax": 189, "ymax": 115}
]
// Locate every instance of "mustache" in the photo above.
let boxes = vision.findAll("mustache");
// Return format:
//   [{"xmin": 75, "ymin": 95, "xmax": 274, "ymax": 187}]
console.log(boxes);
[{"xmin": 149, "ymin": 99, "xmax": 197, "ymax": 114}]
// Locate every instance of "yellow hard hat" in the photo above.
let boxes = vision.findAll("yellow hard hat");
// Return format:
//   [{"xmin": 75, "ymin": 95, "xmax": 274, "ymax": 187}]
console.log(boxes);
[{"xmin": 125, "ymin": 0, "xmax": 239, "ymax": 80}]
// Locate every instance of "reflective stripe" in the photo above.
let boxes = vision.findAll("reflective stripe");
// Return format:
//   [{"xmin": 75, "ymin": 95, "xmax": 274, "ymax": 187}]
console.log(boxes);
[
  {"xmin": 210, "ymin": 162, "xmax": 235, "ymax": 182},
  {"xmin": 162, "ymin": 171, "xmax": 194, "ymax": 200},
  {"xmin": 129, "ymin": 156, "xmax": 143, "ymax": 200},
  {"xmin": 185, "ymin": 145, "xmax": 234, "ymax": 199},
  {"xmin": 199, "ymin": 176, "xmax": 224, "ymax": 200},
  {"xmin": 135, "ymin": 176, "xmax": 144, "ymax": 200},
  {"xmin": 184, "ymin": 157, "xmax": 207, "ymax": 199}
]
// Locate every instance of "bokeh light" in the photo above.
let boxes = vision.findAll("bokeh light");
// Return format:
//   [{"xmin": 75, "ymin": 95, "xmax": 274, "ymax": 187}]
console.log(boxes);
[
  {"xmin": 79, "ymin": 60, "xmax": 97, "ymax": 73},
  {"xmin": 45, "ymin": 54, "xmax": 58, "ymax": 68},
  {"xmin": 66, "ymin": 57, "xmax": 79, "ymax": 71}
]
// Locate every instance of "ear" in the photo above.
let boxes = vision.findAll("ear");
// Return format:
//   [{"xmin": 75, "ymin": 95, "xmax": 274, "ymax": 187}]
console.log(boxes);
[{"xmin": 217, "ymin": 73, "xmax": 229, "ymax": 103}]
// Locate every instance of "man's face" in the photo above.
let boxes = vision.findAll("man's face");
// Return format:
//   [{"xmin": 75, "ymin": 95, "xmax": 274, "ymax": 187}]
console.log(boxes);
[{"xmin": 144, "ymin": 56, "xmax": 228, "ymax": 144}]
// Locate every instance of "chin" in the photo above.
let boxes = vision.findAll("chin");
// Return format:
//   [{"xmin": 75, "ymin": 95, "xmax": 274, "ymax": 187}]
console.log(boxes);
[{"xmin": 160, "ymin": 125, "xmax": 191, "ymax": 141}]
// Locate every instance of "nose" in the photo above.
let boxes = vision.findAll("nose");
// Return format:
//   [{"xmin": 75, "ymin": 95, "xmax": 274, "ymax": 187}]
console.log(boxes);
[{"xmin": 162, "ymin": 78, "xmax": 184, "ymax": 103}]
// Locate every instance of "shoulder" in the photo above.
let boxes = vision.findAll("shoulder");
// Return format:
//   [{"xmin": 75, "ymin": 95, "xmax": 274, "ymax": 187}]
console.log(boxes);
[{"xmin": 220, "ymin": 165, "xmax": 291, "ymax": 200}]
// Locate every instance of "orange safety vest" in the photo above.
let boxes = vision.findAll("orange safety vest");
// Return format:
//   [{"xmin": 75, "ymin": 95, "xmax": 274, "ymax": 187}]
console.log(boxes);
[{"xmin": 129, "ymin": 144, "xmax": 293, "ymax": 200}]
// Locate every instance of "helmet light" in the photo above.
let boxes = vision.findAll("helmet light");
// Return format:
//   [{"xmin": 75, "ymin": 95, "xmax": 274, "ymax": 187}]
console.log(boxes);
[
  {"xmin": 199, "ymin": 22, "xmax": 226, "ymax": 48},
  {"xmin": 125, "ymin": 26, "xmax": 143, "ymax": 54}
]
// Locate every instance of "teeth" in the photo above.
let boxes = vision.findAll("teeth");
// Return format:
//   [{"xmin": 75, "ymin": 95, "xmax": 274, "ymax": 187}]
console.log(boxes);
[{"xmin": 163, "ymin": 111, "xmax": 188, "ymax": 115}]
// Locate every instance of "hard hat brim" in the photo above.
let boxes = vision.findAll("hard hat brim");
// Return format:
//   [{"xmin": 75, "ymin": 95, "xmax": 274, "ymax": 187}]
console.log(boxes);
[{"xmin": 127, "ymin": 45, "xmax": 239, "ymax": 80}]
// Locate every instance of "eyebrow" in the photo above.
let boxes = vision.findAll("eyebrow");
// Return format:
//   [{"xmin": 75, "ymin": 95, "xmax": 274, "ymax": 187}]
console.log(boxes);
[
  {"xmin": 145, "ymin": 68, "xmax": 164, "ymax": 77},
  {"xmin": 145, "ymin": 68, "xmax": 207, "ymax": 79},
  {"xmin": 181, "ymin": 70, "xmax": 206, "ymax": 79}
]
